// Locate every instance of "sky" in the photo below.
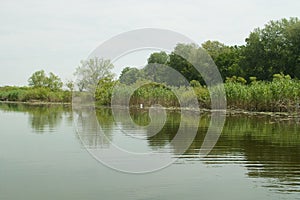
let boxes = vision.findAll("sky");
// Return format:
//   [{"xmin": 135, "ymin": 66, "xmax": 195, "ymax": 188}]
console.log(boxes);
[{"xmin": 0, "ymin": 0, "xmax": 300, "ymax": 86}]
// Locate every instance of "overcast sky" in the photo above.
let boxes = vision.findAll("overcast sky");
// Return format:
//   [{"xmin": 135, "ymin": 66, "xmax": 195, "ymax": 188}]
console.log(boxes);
[{"xmin": 0, "ymin": 0, "xmax": 299, "ymax": 86}]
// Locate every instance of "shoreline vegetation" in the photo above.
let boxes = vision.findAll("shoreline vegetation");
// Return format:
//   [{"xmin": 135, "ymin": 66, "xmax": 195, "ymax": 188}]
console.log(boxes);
[
  {"xmin": 1, "ymin": 17, "xmax": 300, "ymax": 114},
  {"xmin": 1, "ymin": 101, "xmax": 299, "ymax": 122},
  {"xmin": 2, "ymin": 72, "xmax": 300, "ymax": 113}
]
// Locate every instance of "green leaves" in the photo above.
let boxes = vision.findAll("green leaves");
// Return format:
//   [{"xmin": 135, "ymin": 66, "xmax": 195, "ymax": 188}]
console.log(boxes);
[
  {"xmin": 28, "ymin": 70, "xmax": 63, "ymax": 91},
  {"xmin": 225, "ymin": 76, "xmax": 300, "ymax": 112},
  {"xmin": 119, "ymin": 67, "xmax": 143, "ymax": 85},
  {"xmin": 95, "ymin": 77, "xmax": 116, "ymax": 105},
  {"xmin": 242, "ymin": 17, "xmax": 300, "ymax": 80},
  {"xmin": 74, "ymin": 57, "xmax": 114, "ymax": 92},
  {"xmin": 28, "ymin": 70, "xmax": 48, "ymax": 88}
]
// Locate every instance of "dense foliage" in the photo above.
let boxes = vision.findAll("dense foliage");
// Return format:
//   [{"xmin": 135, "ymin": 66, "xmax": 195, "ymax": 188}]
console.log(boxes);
[
  {"xmin": 119, "ymin": 17, "xmax": 300, "ymax": 83},
  {"xmin": 0, "ymin": 70, "xmax": 71, "ymax": 103},
  {"xmin": 28, "ymin": 70, "xmax": 63, "ymax": 91},
  {"xmin": 0, "ymin": 86, "xmax": 71, "ymax": 102},
  {"xmin": 2, "ymin": 17, "xmax": 300, "ymax": 112},
  {"xmin": 74, "ymin": 57, "xmax": 114, "ymax": 92},
  {"xmin": 95, "ymin": 73, "xmax": 300, "ymax": 112}
]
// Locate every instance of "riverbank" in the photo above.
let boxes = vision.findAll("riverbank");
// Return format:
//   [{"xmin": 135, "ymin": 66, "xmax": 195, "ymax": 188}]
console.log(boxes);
[
  {"xmin": 115, "ymin": 105, "xmax": 300, "ymax": 120},
  {"xmin": 2, "ymin": 100, "xmax": 299, "ymax": 122},
  {"xmin": 0, "ymin": 86, "xmax": 71, "ymax": 103},
  {"xmin": 2, "ymin": 74, "xmax": 300, "ymax": 114},
  {"xmin": 96, "ymin": 76, "xmax": 300, "ymax": 113},
  {"xmin": 0, "ymin": 100, "xmax": 71, "ymax": 106}
]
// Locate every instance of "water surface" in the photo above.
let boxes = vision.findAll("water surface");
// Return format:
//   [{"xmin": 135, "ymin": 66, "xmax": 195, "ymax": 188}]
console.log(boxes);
[{"xmin": 1, "ymin": 103, "xmax": 300, "ymax": 200}]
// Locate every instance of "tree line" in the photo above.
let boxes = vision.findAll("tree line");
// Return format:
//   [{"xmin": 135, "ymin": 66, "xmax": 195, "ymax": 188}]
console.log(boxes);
[
  {"xmin": 119, "ymin": 17, "xmax": 300, "ymax": 85},
  {"xmin": 1, "ymin": 17, "xmax": 300, "ymax": 112},
  {"xmin": 0, "ymin": 70, "xmax": 73, "ymax": 102}
]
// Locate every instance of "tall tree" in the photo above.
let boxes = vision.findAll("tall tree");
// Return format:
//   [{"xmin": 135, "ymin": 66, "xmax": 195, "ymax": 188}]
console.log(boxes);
[
  {"xmin": 28, "ymin": 70, "xmax": 63, "ymax": 91},
  {"xmin": 142, "ymin": 51, "xmax": 169, "ymax": 83},
  {"xmin": 74, "ymin": 57, "xmax": 114, "ymax": 92},
  {"xmin": 119, "ymin": 67, "xmax": 143, "ymax": 85},
  {"xmin": 47, "ymin": 72, "xmax": 63, "ymax": 91},
  {"xmin": 202, "ymin": 40, "xmax": 227, "ymax": 60},
  {"xmin": 242, "ymin": 17, "xmax": 300, "ymax": 80},
  {"xmin": 65, "ymin": 80, "xmax": 74, "ymax": 92},
  {"xmin": 202, "ymin": 41, "xmax": 244, "ymax": 79},
  {"xmin": 169, "ymin": 43, "xmax": 211, "ymax": 85},
  {"xmin": 147, "ymin": 51, "xmax": 169, "ymax": 64},
  {"xmin": 28, "ymin": 70, "xmax": 48, "ymax": 88}
]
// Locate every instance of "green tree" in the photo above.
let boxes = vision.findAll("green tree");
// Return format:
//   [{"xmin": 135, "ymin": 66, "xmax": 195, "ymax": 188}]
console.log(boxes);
[
  {"xmin": 147, "ymin": 51, "xmax": 169, "ymax": 64},
  {"xmin": 169, "ymin": 43, "xmax": 211, "ymax": 85},
  {"xmin": 242, "ymin": 17, "xmax": 300, "ymax": 80},
  {"xmin": 28, "ymin": 70, "xmax": 48, "ymax": 88},
  {"xmin": 46, "ymin": 72, "xmax": 63, "ymax": 91},
  {"xmin": 95, "ymin": 77, "xmax": 116, "ymax": 105},
  {"xmin": 215, "ymin": 46, "xmax": 244, "ymax": 78},
  {"xmin": 142, "ymin": 51, "xmax": 170, "ymax": 83},
  {"xmin": 202, "ymin": 40, "xmax": 227, "ymax": 60},
  {"xmin": 119, "ymin": 67, "xmax": 143, "ymax": 85},
  {"xmin": 202, "ymin": 41, "xmax": 244, "ymax": 79},
  {"xmin": 28, "ymin": 70, "xmax": 63, "ymax": 91},
  {"xmin": 74, "ymin": 57, "xmax": 114, "ymax": 92},
  {"xmin": 65, "ymin": 80, "xmax": 74, "ymax": 92}
]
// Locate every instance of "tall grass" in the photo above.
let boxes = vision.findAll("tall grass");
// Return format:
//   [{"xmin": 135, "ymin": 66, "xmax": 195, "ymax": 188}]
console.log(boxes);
[
  {"xmin": 3, "ymin": 75, "xmax": 300, "ymax": 112},
  {"xmin": 101, "ymin": 81, "xmax": 211, "ymax": 108},
  {"xmin": 0, "ymin": 86, "xmax": 71, "ymax": 103},
  {"xmin": 96, "ymin": 76, "xmax": 300, "ymax": 112},
  {"xmin": 225, "ymin": 77, "xmax": 300, "ymax": 112}
]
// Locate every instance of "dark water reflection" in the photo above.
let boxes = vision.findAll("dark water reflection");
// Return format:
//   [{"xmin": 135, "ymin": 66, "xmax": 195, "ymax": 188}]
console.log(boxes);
[{"xmin": 1, "ymin": 103, "xmax": 300, "ymax": 195}]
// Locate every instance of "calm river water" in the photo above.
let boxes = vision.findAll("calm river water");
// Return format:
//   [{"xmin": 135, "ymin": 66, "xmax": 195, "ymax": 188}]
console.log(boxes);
[{"xmin": 1, "ymin": 103, "xmax": 300, "ymax": 200}]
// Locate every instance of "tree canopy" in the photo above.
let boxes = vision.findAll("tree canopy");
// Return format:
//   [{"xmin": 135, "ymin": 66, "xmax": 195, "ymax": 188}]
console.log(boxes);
[
  {"xmin": 119, "ymin": 67, "xmax": 143, "ymax": 85},
  {"xmin": 28, "ymin": 70, "xmax": 63, "ymax": 91},
  {"xmin": 74, "ymin": 57, "xmax": 114, "ymax": 92},
  {"xmin": 242, "ymin": 17, "xmax": 300, "ymax": 80},
  {"xmin": 118, "ymin": 17, "xmax": 300, "ymax": 85}
]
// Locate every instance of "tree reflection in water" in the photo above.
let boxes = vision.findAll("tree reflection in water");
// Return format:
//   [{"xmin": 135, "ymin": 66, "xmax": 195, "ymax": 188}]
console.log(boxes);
[
  {"xmin": 0, "ymin": 102, "xmax": 72, "ymax": 133},
  {"xmin": 92, "ymin": 108, "xmax": 300, "ymax": 194},
  {"xmin": 1, "ymin": 103, "xmax": 299, "ymax": 193}
]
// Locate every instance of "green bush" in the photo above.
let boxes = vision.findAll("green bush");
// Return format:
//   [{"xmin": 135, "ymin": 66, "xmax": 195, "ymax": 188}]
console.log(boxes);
[
  {"xmin": 94, "ymin": 74, "xmax": 300, "ymax": 112},
  {"xmin": 95, "ymin": 78, "xmax": 116, "ymax": 105},
  {"xmin": 0, "ymin": 86, "xmax": 71, "ymax": 103},
  {"xmin": 224, "ymin": 76, "xmax": 300, "ymax": 112}
]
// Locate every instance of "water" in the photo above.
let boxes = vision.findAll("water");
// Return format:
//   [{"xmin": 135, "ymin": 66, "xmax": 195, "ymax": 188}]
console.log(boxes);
[{"xmin": 0, "ymin": 103, "xmax": 300, "ymax": 200}]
